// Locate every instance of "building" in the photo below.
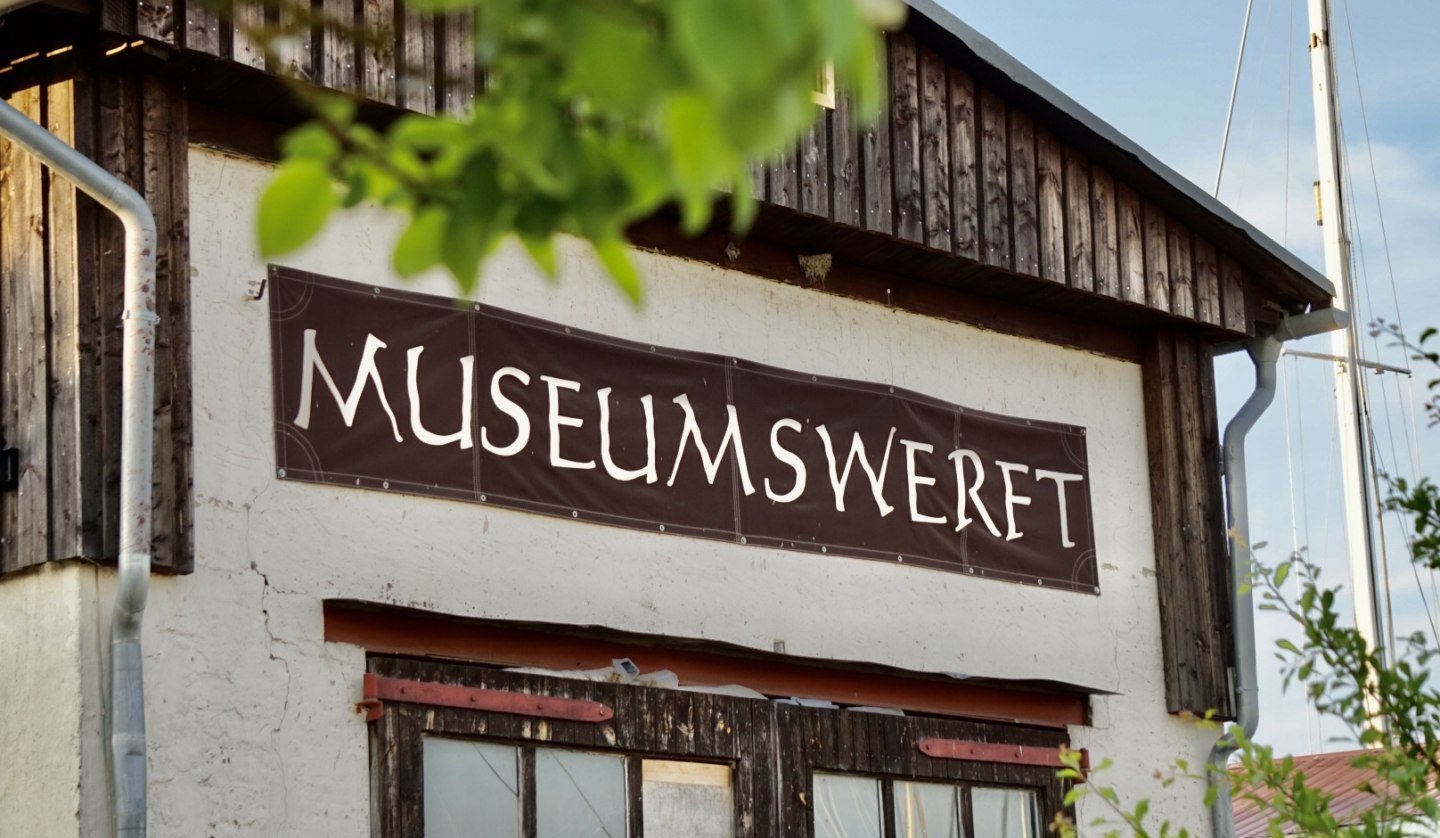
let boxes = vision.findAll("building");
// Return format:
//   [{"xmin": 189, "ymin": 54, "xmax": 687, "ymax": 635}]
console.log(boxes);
[{"xmin": 0, "ymin": 0, "xmax": 1337, "ymax": 834}]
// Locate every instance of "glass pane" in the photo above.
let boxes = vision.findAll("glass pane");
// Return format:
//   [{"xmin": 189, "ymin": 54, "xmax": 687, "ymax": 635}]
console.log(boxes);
[
  {"xmin": 813, "ymin": 773, "xmax": 883, "ymax": 838},
  {"xmin": 423, "ymin": 737, "xmax": 520, "ymax": 838},
  {"xmin": 971, "ymin": 787, "xmax": 1040, "ymax": 838},
  {"xmin": 895, "ymin": 780, "xmax": 963, "ymax": 838},
  {"xmin": 641, "ymin": 760, "xmax": 735, "ymax": 838},
  {"xmin": 535, "ymin": 748, "xmax": 627, "ymax": 838}
]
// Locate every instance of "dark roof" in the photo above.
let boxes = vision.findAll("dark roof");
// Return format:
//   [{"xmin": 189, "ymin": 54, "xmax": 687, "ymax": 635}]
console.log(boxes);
[{"xmin": 906, "ymin": 0, "xmax": 1335, "ymax": 303}]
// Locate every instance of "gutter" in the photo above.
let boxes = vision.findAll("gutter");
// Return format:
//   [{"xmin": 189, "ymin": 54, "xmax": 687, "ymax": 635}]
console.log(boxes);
[
  {"xmin": 0, "ymin": 100, "xmax": 158, "ymax": 836},
  {"xmin": 1210, "ymin": 306, "xmax": 1347, "ymax": 838}
]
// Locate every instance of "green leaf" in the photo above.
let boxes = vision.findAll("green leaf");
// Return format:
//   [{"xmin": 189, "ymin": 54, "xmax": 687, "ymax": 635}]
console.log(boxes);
[
  {"xmin": 1274, "ymin": 562, "xmax": 1291, "ymax": 587},
  {"xmin": 520, "ymin": 233, "xmax": 558, "ymax": 279},
  {"xmin": 393, "ymin": 207, "xmax": 447, "ymax": 278},
  {"xmin": 258, "ymin": 159, "xmax": 337, "ymax": 258},
  {"xmin": 594, "ymin": 238, "xmax": 643, "ymax": 305}
]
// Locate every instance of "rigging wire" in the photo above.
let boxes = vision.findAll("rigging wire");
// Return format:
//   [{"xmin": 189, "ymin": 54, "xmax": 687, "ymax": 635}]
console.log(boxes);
[
  {"xmin": 1280, "ymin": 355, "xmax": 1321, "ymax": 753},
  {"xmin": 1215, "ymin": 0, "xmax": 1258, "ymax": 195},
  {"xmin": 1282, "ymin": 0, "xmax": 1295, "ymax": 245}
]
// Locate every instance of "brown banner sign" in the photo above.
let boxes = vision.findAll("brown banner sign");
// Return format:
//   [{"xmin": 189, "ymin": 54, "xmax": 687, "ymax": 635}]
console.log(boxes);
[{"xmin": 269, "ymin": 266, "xmax": 1099, "ymax": 593}]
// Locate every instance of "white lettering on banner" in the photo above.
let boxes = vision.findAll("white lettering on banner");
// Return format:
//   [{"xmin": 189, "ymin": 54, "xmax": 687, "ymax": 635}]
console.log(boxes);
[
  {"xmin": 901, "ymin": 440, "xmax": 947, "ymax": 525},
  {"xmin": 764, "ymin": 418, "xmax": 808, "ymax": 503},
  {"xmin": 482, "ymin": 366, "xmax": 531, "ymax": 456},
  {"xmin": 996, "ymin": 460, "xmax": 1033, "ymax": 542},
  {"xmin": 406, "ymin": 347, "xmax": 474, "ymax": 449},
  {"xmin": 667, "ymin": 394, "xmax": 756, "ymax": 495},
  {"xmin": 294, "ymin": 330, "xmax": 404, "ymax": 443},
  {"xmin": 597, "ymin": 387, "xmax": 658, "ymax": 484},
  {"xmin": 542, "ymin": 376, "xmax": 596, "ymax": 470},
  {"xmin": 287, "ymin": 333, "xmax": 1090, "ymax": 552},
  {"xmin": 816, "ymin": 425, "xmax": 897, "ymax": 517},
  {"xmin": 948, "ymin": 448, "xmax": 1003, "ymax": 538},
  {"xmin": 1035, "ymin": 469, "xmax": 1084, "ymax": 548}
]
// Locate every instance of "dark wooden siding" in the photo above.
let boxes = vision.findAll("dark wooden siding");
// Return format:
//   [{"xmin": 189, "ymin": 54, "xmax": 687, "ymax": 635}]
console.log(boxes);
[
  {"xmin": 1142, "ymin": 331, "xmax": 1233, "ymax": 717},
  {"xmin": 122, "ymin": 10, "xmax": 1277, "ymax": 335},
  {"xmin": 0, "ymin": 61, "xmax": 193, "ymax": 574}
]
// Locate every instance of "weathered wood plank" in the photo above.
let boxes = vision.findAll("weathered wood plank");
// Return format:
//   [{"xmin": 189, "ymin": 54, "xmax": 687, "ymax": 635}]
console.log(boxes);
[
  {"xmin": 1142, "ymin": 200, "xmax": 1170, "ymax": 312},
  {"xmin": 918, "ymin": 44, "xmax": 951, "ymax": 251},
  {"xmin": 272, "ymin": 1, "xmax": 315, "ymax": 82},
  {"xmin": 1090, "ymin": 166, "xmax": 1119, "ymax": 298},
  {"xmin": 888, "ymin": 32, "xmax": 922, "ymax": 243},
  {"xmin": 859, "ymin": 83, "xmax": 893, "ymax": 234},
  {"xmin": 230, "ymin": 0, "xmax": 268, "ymax": 70},
  {"xmin": 1035, "ymin": 125, "xmax": 1064, "ymax": 283},
  {"xmin": 767, "ymin": 148, "xmax": 798, "ymax": 211},
  {"xmin": 46, "ymin": 73, "xmax": 103, "ymax": 562},
  {"xmin": 1168, "ymin": 223, "xmax": 1196, "ymax": 320},
  {"xmin": 0, "ymin": 86, "xmax": 51, "ymax": 572},
  {"xmin": 438, "ymin": 12, "xmax": 475, "ymax": 114},
  {"xmin": 1143, "ymin": 333, "xmax": 1186, "ymax": 713},
  {"xmin": 978, "ymin": 87, "xmax": 1010, "ymax": 269},
  {"xmin": 1194, "ymin": 238, "xmax": 1222, "ymax": 327},
  {"xmin": 1008, "ymin": 109, "xmax": 1039, "ymax": 276},
  {"xmin": 1219, "ymin": 253, "xmax": 1248, "ymax": 333},
  {"xmin": 830, "ymin": 87, "xmax": 862, "ymax": 227},
  {"xmin": 320, "ymin": 0, "xmax": 359, "ymax": 93},
  {"xmin": 400, "ymin": 4, "xmax": 435, "ymax": 114},
  {"xmin": 799, "ymin": 108, "xmax": 830, "ymax": 218},
  {"xmin": 182, "ymin": 0, "xmax": 222, "ymax": 55},
  {"xmin": 141, "ymin": 76, "xmax": 194, "ymax": 573},
  {"xmin": 362, "ymin": 0, "xmax": 397, "ymax": 106},
  {"xmin": 1195, "ymin": 341, "xmax": 1233, "ymax": 716},
  {"xmin": 1063, "ymin": 146, "xmax": 1095, "ymax": 293},
  {"xmin": 947, "ymin": 66, "xmax": 979, "ymax": 261},
  {"xmin": 137, "ymin": 0, "xmax": 176, "ymax": 44},
  {"xmin": 1116, "ymin": 182, "xmax": 1145, "ymax": 305}
]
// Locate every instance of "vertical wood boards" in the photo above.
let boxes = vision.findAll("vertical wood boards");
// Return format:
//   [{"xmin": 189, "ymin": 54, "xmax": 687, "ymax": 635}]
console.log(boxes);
[
  {"xmin": 46, "ymin": 71, "xmax": 104, "ymax": 563},
  {"xmin": 0, "ymin": 86, "xmax": 51, "ymax": 573},
  {"xmin": 1143, "ymin": 331, "xmax": 1234, "ymax": 717},
  {"xmin": 438, "ymin": 12, "xmax": 475, "ymax": 114},
  {"xmin": 977, "ymin": 88, "xmax": 1010, "ymax": 270},
  {"xmin": 140, "ymin": 77, "xmax": 195, "ymax": 572},
  {"xmin": 400, "ymin": 3, "xmax": 436, "ymax": 114},
  {"xmin": 229, "ymin": 0, "xmax": 268, "ymax": 70},
  {"xmin": 1168, "ymin": 224, "xmax": 1196, "ymax": 320},
  {"xmin": 799, "ymin": 109, "xmax": 831, "ymax": 218},
  {"xmin": 1116, "ymin": 183, "xmax": 1146, "ymax": 305},
  {"xmin": 1090, "ymin": 166, "xmax": 1120, "ymax": 299},
  {"xmin": 320, "ymin": 0, "xmax": 360, "ymax": 93},
  {"xmin": 183, "ymin": 0, "xmax": 222, "ymax": 56},
  {"xmin": 830, "ymin": 89, "xmax": 862, "ymax": 227},
  {"xmin": 1193, "ymin": 238, "xmax": 1222, "ymax": 327},
  {"xmin": 1142, "ymin": 200, "xmax": 1170, "ymax": 312},
  {"xmin": 947, "ymin": 67, "xmax": 979, "ymax": 261},
  {"xmin": 362, "ymin": 0, "xmax": 397, "ymax": 106},
  {"xmin": 1063, "ymin": 147, "xmax": 1095, "ymax": 293},
  {"xmin": 889, "ymin": 32, "xmax": 923, "ymax": 244},
  {"xmin": 1220, "ymin": 254, "xmax": 1249, "ymax": 333},
  {"xmin": 860, "ymin": 68, "xmax": 894, "ymax": 234},
  {"xmin": 918, "ymin": 45, "xmax": 951, "ymax": 252},
  {"xmin": 1035, "ymin": 126, "xmax": 1064, "ymax": 283},
  {"xmin": 137, "ymin": 0, "xmax": 175, "ymax": 44},
  {"xmin": 1007, "ymin": 109, "xmax": 1038, "ymax": 277},
  {"xmin": 766, "ymin": 151, "xmax": 798, "ymax": 212},
  {"xmin": 0, "ymin": 66, "xmax": 193, "ymax": 575}
]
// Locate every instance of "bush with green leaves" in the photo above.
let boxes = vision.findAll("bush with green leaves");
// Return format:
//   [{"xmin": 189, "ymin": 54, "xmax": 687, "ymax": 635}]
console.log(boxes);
[{"xmin": 252, "ymin": 0, "xmax": 903, "ymax": 301}]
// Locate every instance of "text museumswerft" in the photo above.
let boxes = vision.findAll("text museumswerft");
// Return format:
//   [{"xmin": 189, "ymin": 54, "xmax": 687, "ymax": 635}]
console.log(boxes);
[{"xmin": 270, "ymin": 266, "xmax": 1099, "ymax": 593}]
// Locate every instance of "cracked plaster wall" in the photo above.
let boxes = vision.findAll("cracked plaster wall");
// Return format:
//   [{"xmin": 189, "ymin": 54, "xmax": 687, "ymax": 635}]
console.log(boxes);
[{"xmin": 115, "ymin": 147, "xmax": 1219, "ymax": 834}]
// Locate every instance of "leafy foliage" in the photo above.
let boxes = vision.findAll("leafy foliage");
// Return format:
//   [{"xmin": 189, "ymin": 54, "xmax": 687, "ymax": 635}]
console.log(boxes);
[{"xmin": 253, "ymin": 0, "xmax": 903, "ymax": 300}]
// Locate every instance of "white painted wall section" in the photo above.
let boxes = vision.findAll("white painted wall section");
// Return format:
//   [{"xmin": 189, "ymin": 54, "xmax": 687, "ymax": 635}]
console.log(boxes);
[{"xmin": 126, "ymin": 146, "xmax": 1218, "ymax": 834}]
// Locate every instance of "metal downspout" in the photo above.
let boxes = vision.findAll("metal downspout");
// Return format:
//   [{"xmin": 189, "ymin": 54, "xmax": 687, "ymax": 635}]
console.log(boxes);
[
  {"xmin": 1210, "ymin": 307, "xmax": 1347, "ymax": 838},
  {"xmin": 0, "ymin": 99, "xmax": 158, "ymax": 837}
]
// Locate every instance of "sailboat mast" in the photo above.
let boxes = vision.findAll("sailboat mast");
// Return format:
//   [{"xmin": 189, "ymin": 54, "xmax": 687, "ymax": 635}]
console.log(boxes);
[{"xmin": 1305, "ymin": 0, "xmax": 1386, "ymax": 670}]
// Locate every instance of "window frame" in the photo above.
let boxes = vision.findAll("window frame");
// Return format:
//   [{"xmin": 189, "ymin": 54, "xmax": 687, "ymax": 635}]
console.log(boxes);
[{"xmin": 369, "ymin": 655, "xmax": 1070, "ymax": 837}]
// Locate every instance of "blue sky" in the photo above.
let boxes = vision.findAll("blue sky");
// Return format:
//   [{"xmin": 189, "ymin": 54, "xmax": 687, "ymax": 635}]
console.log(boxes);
[{"xmin": 938, "ymin": 0, "xmax": 1440, "ymax": 756}]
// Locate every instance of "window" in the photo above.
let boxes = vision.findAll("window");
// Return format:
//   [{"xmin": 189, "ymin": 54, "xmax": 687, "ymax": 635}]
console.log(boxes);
[
  {"xmin": 812, "ymin": 774, "xmax": 1042, "ymax": 838},
  {"xmin": 369, "ymin": 656, "xmax": 1068, "ymax": 837}
]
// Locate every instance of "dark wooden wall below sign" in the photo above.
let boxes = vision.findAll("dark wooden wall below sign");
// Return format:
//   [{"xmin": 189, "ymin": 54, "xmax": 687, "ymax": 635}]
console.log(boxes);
[{"xmin": 0, "ymin": 60, "xmax": 193, "ymax": 574}]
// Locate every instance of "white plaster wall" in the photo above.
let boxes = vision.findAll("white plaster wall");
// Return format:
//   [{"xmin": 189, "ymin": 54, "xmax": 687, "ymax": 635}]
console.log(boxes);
[
  {"xmin": 0, "ymin": 563, "xmax": 104, "ymax": 838},
  {"xmin": 131, "ymin": 146, "xmax": 1217, "ymax": 834}
]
